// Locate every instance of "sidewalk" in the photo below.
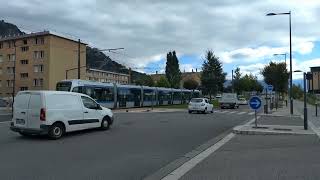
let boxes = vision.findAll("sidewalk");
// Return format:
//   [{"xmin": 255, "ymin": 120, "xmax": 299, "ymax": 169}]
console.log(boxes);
[{"xmin": 174, "ymin": 105, "xmax": 320, "ymax": 180}]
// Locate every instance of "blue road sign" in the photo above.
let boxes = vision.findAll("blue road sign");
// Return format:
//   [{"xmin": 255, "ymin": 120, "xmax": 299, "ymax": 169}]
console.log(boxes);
[
  {"xmin": 249, "ymin": 96, "xmax": 262, "ymax": 110},
  {"xmin": 267, "ymin": 85, "xmax": 273, "ymax": 92}
]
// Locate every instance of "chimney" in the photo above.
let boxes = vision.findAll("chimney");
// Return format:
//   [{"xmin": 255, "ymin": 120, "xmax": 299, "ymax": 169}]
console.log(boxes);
[
  {"xmin": 156, "ymin": 71, "xmax": 158, "ymax": 74},
  {"xmin": 192, "ymin": 69, "xmax": 194, "ymax": 73},
  {"xmin": 196, "ymin": 68, "xmax": 197, "ymax": 72}
]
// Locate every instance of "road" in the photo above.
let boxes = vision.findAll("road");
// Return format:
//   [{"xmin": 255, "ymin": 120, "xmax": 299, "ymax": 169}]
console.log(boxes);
[{"xmin": 0, "ymin": 105, "xmax": 254, "ymax": 180}]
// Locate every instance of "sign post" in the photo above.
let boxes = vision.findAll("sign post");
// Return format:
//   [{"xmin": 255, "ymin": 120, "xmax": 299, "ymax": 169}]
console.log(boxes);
[{"xmin": 249, "ymin": 96, "xmax": 262, "ymax": 128}]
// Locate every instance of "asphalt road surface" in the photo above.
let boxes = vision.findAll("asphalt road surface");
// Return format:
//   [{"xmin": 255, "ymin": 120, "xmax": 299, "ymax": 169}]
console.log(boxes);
[{"xmin": 0, "ymin": 105, "xmax": 253, "ymax": 180}]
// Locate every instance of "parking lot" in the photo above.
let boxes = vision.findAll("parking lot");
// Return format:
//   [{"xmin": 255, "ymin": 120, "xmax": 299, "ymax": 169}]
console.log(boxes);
[{"xmin": 0, "ymin": 106, "xmax": 253, "ymax": 180}]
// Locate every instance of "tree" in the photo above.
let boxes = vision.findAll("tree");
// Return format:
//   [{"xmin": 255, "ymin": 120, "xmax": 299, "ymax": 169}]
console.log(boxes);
[
  {"xmin": 134, "ymin": 75, "xmax": 154, "ymax": 86},
  {"xmin": 239, "ymin": 74, "xmax": 263, "ymax": 92},
  {"xmin": 165, "ymin": 51, "xmax": 181, "ymax": 88},
  {"xmin": 233, "ymin": 67, "xmax": 242, "ymax": 94},
  {"xmin": 156, "ymin": 76, "xmax": 171, "ymax": 88},
  {"xmin": 201, "ymin": 50, "xmax": 226, "ymax": 100},
  {"xmin": 292, "ymin": 84, "xmax": 303, "ymax": 99},
  {"xmin": 261, "ymin": 62, "xmax": 289, "ymax": 93},
  {"xmin": 183, "ymin": 78, "xmax": 199, "ymax": 90}
]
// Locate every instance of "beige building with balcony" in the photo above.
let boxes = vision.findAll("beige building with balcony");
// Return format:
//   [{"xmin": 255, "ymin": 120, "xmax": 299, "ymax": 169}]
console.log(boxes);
[
  {"xmin": 0, "ymin": 31, "xmax": 86, "ymax": 97},
  {"xmin": 86, "ymin": 68, "xmax": 130, "ymax": 84}
]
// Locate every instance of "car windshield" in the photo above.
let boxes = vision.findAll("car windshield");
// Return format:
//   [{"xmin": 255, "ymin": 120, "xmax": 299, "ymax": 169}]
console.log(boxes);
[
  {"xmin": 56, "ymin": 82, "xmax": 72, "ymax": 91},
  {"xmin": 191, "ymin": 99, "xmax": 203, "ymax": 103}
]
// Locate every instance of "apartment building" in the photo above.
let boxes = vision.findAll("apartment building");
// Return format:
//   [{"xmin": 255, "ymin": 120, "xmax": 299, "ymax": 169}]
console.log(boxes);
[
  {"xmin": 0, "ymin": 31, "xmax": 86, "ymax": 97},
  {"xmin": 86, "ymin": 68, "xmax": 130, "ymax": 84},
  {"xmin": 308, "ymin": 66, "xmax": 320, "ymax": 94}
]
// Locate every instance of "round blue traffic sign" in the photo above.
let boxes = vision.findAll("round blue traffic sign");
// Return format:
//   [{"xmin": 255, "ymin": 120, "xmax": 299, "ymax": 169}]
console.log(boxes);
[
  {"xmin": 249, "ymin": 96, "xmax": 262, "ymax": 110},
  {"xmin": 267, "ymin": 85, "xmax": 273, "ymax": 92}
]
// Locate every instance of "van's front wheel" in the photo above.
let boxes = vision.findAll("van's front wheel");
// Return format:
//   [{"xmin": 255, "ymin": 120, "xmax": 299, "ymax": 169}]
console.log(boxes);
[
  {"xmin": 101, "ymin": 116, "xmax": 110, "ymax": 130},
  {"xmin": 48, "ymin": 123, "xmax": 64, "ymax": 139}
]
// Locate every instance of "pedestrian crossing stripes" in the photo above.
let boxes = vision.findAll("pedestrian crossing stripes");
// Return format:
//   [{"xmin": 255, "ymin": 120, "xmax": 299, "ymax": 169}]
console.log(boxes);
[{"xmin": 214, "ymin": 110, "xmax": 255, "ymax": 116}]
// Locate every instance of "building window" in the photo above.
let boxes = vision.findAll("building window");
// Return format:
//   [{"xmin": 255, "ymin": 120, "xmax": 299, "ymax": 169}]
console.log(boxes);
[
  {"xmin": 8, "ymin": 54, "xmax": 15, "ymax": 61},
  {"xmin": 20, "ymin": 59, "xmax": 28, "ymax": 64},
  {"xmin": 23, "ymin": 39, "xmax": 27, "ymax": 45},
  {"xmin": 33, "ymin": 78, "xmax": 43, "ymax": 87},
  {"xmin": 33, "ymin": 51, "xmax": 44, "ymax": 59},
  {"xmin": 0, "ymin": 55, "xmax": 3, "ymax": 63},
  {"xmin": 21, "ymin": 46, "xmax": 29, "ymax": 52},
  {"xmin": 6, "ymin": 80, "xmax": 14, "ymax": 87},
  {"xmin": 0, "ymin": 42, "xmax": 3, "ymax": 49},
  {"xmin": 20, "ymin": 87, "xmax": 28, "ymax": 91},
  {"xmin": 20, "ymin": 73, "xmax": 28, "ymax": 79},
  {"xmin": 35, "ymin": 37, "xmax": 44, "ymax": 45},
  {"xmin": 7, "ymin": 67, "xmax": 15, "ymax": 74},
  {"xmin": 34, "ymin": 65, "xmax": 44, "ymax": 73}
]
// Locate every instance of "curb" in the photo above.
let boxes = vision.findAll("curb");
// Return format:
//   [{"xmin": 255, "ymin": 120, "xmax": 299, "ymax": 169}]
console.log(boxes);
[{"xmin": 232, "ymin": 128, "xmax": 314, "ymax": 135}]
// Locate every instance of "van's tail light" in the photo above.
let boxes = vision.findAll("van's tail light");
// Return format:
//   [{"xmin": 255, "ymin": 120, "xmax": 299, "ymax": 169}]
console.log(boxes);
[{"xmin": 40, "ymin": 108, "xmax": 46, "ymax": 121}]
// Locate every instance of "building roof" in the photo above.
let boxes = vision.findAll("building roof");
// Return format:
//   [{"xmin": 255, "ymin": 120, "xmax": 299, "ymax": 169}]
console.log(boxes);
[
  {"xmin": 310, "ymin": 66, "xmax": 320, "ymax": 72},
  {"xmin": 0, "ymin": 31, "xmax": 87, "ymax": 45}
]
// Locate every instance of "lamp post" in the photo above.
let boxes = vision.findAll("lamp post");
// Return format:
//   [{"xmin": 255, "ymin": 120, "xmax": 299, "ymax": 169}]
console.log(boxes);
[
  {"xmin": 266, "ymin": 11, "xmax": 293, "ymax": 115},
  {"xmin": 294, "ymin": 70, "xmax": 307, "ymax": 130}
]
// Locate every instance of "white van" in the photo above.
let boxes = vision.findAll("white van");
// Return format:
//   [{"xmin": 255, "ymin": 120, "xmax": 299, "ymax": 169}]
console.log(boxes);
[{"xmin": 10, "ymin": 91, "xmax": 114, "ymax": 139}]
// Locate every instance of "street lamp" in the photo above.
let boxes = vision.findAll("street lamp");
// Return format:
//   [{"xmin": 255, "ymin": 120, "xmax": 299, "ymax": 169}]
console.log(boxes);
[
  {"xmin": 266, "ymin": 11, "xmax": 293, "ymax": 115},
  {"xmin": 294, "ymin": 70, "xmax": 307, "ymax": 130},
  {"xmin": 273, "ymin": 53, "xmax": 287, "ymax": 65}
]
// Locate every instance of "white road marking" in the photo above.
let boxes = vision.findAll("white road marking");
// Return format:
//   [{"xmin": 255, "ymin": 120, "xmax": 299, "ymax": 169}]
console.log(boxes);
[
  {"xmin": 161, "ymin": 117, "xmax": 256, "ymax": 180},
  {"xmin": 161, "ymin": 133, "xmax": 235, "ymax": 180},
  {"xmin": 228, "ymin": 111, "xmax": 236, "ymax": 114},
  {"xmin": 237, "ymin": 112, "xmax": 246, "ymax": 115},
  {"xmin": 248, "ymin": 112, "xmax": 255, "ymax": 115},
  {"xmin": 219, "ymin": 111, "xmax": 228, "ymax": 114},
  {"xmin": 0, "ymin": 121, "xmax": 10, "ymax": 125}
]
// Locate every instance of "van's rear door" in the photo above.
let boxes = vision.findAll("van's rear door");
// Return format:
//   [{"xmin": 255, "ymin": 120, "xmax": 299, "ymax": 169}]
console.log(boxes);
[
  {"xmin": 13, "ymin": 92, "xmax": 31, "ymax": 128},
  {"xmin": 27, "ymin": 93, "xmax": 43, "ymax": 129}
]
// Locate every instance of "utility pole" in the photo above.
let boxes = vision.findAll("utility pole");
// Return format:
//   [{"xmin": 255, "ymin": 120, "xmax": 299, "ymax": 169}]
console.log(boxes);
[
  {"xmin": 289, "ymin": 11, "xmax": 293, "ymax": 115},
  {"xmin": 12, "ymin": 41, "xmax": 16, "ymax": 115},
  {"xmin": 78, "ymin": 39, "xmax": 81, "ymax": 79},
  {"xmin": 232, "ymin": 70, "xmax": 234, "ymax": 93}
]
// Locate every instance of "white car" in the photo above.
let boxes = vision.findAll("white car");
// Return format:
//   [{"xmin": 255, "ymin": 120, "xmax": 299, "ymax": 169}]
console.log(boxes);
[
  {"xmin": 188, "ymin": 98, "xmax": 214, "ymax": 114},
  {"xmin": 238, "ymin": 98, "xmax": 248, "ymax": 105},
  {"xmin": 10, "ymin": 91, "xmax": 114, "ymax": 139}
]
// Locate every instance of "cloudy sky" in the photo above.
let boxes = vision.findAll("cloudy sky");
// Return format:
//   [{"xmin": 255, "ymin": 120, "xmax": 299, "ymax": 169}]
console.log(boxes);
[{"xmin": 2, "ymin": 0, "xmax": 320, "ymax": 80}]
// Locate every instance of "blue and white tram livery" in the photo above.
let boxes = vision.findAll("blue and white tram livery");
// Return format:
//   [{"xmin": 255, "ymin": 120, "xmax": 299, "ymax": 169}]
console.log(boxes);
[{"xmin": 56, "ymin": 79, "xmax": 201, "ymax": 109}]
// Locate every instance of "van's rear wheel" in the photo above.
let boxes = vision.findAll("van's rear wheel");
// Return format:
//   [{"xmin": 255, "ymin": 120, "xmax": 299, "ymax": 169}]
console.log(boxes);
[
  {"xmin": 101, "ymin": 116, "xmax": 110, "ymax": 130},
  {"xmin": 48, "ymin": 123, "xmax": 64, "ymax": 139}
]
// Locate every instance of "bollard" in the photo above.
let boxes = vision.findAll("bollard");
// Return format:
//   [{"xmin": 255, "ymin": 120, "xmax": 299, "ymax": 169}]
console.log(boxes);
[
  {"xmin": 316, "ymin": 103, "xmax": 318, "ymax": 117},
  {"xmin": 264, "ymin": 104, "xmax": 268, "ymax": 114},
  {"xmin": 286, "ymin": 100, "xmax": 288, "ymax": 107}
]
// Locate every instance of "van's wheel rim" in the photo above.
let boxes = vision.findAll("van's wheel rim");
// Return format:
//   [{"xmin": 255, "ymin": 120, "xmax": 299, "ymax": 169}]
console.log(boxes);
[
  {"xmin": 53, "ymin": 127, "xmax": 62, "ymax": 136},
  {"xmin": 103, "ymin": 120, "xmax": 109, "ymax": 127}
]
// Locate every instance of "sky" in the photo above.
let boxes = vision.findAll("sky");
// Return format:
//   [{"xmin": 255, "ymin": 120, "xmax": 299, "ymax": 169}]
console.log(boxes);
[{"xmin": 1, "ymin": 0, "xmax": 320, "ymax": 80}]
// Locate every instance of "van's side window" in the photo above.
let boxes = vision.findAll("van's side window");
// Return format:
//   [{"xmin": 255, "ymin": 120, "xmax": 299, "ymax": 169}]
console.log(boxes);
[{"xmin": 81, "ymin": 96, "xmax": 97, "ymax": 109}]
